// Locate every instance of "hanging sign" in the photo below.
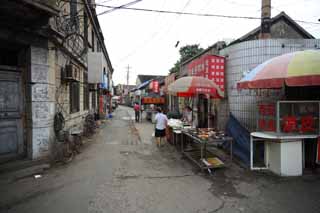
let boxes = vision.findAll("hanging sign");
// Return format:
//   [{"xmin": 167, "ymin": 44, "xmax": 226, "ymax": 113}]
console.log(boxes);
[
  {"xmin": 142, "ymin": 97, "xmax": 165, "ymax": 104},
  {"xmin": 153, "ymin": 81, "xmax": 159, "ymax": 93}
]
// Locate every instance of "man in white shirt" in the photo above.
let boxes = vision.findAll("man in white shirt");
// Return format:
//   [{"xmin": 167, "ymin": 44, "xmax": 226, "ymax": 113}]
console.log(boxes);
[{"xmin": 154, "ymin": 107, "xmax": 168, "ymax": 147}]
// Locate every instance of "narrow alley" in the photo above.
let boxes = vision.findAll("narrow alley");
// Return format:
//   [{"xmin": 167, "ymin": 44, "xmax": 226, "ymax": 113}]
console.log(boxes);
[{"xmin": 1, "ymin": 106, "xmax": 319, "ymax": 213}]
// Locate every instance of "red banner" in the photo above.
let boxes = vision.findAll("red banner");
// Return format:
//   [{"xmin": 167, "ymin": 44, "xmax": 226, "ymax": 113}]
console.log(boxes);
[
  {"xmin": 149, "ymin": 80, "xmax": 159, "ymax": 93},
  {"xmin": 99, "ymin": 95, "xmax": 104, "ymax": 114},
  {"xmin": 153, "ymin": 81, "xmax": 159, "ymax": 93}
]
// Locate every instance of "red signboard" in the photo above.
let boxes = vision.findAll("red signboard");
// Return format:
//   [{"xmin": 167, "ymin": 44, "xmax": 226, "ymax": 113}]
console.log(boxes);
[
  {"xmin": 153, "ymin": 81, "xmax": 159, "ymax": 93},
  {"xmin": 257, "ymin": 103, "xmax": 276, "ymax": 132},
  {"xmin": 258, "ymin": 102, "xmax": 319, "ymax": 134},
  {"xmin": 142, "ymin": 97, "xmax": 165, "ymax": 104},
  {"xmin": 149, "ymin": 80, "xmax": 159, "ymax": 93},
  {"xmin": 187, "ymin": 55, "xmax": 225, "ymax": 93}
]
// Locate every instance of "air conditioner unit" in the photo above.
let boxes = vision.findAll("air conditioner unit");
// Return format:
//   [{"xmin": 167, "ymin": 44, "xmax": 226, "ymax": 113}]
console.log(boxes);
[{"xmin": 63, "ymin": 64, "xmax": 80, "ymax": 82}]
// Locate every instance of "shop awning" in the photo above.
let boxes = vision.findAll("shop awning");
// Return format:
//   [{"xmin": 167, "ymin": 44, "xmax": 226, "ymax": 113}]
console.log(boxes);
[
  {"xmin": 131, "ymin": 79, "xmax": 153, "ymax": 92},
  {"xmin": 237, "ymin": 49, "xmax": 320, "ymax": 89}
]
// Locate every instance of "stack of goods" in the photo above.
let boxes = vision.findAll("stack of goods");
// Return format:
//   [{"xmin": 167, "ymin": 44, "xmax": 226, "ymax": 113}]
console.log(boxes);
[
  {"xmin": 204, "ymin": 157, "xmax": 224, "ymax": 168},
  {"xmin": 187, "ymin": 128, "xmax": 227, "ymax": 141},
  {"xmin": 167, "ymin": 119, "xmax": 183, "ymax": 129},
  {"xmin": 197, "ymin": 128, "xmax": 211, "ymax": 140}
]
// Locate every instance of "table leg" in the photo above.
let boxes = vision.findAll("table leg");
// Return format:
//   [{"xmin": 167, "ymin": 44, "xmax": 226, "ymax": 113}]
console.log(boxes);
[
  {"xmin": 181, "ymin": 133, "xmax": 183, "ymax": 153},
  {"xmin": 230, "ymin": 139, "xmax": 233, "ymax": 162},
  {"xmin": 200, "ymin": 143, "xmax": 203, "ymax": 160},
  {"xmin": 172, "ymin": 132, "xmax": 175, "ymax": 146}
]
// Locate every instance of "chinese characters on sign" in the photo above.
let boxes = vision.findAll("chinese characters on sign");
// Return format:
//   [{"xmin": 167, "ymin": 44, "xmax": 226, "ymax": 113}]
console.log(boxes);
[
  {"xmin": 142, "ymin": 97, "xmax": 165, "ymax": 104},
  {"xmin": 258, "ymin": 102, "xmax": 319, "ymax": 134},
  {"xmin": 258, "ymin": 103, "xmax": 276, "ymax": 131},
  {"xmin": 280, "ymin": 102, "xmax": 318, "ymax": 134},
  {"xmin": 187, "ymin": 55, "xmax": 225, "ymax": 93}
]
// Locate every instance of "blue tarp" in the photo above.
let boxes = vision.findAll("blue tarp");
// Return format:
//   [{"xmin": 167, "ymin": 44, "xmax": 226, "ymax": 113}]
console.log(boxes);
[{"xmin": 225, "ymin": 114, "xmax": 251, "ymax": 167}]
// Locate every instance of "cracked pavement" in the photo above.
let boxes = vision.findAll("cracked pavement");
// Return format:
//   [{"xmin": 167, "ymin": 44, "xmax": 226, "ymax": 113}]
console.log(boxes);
[{"xmin": 1, "ymin": 106, "xmax": 320, "ymax": 213}]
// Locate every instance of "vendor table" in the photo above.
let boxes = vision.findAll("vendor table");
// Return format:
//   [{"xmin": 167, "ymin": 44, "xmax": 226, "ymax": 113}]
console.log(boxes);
[{"xmin": 181, "ymin": 130, "xmax": 233, "ymax": 173}]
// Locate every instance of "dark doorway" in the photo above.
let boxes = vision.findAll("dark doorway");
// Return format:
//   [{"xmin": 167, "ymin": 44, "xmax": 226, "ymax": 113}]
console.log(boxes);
[
  {"xmin": 197, "ymin": 95, "xmax": 208, "ymax": 128},
  {"xmin": 304, "ymin": 139, "xmax": 318, "ymax": 170}
]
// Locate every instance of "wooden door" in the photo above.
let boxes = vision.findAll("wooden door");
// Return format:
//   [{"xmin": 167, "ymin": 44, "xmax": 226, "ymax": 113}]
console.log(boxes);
[{"xmin": 0, "ymin": 66, "xmax": 23, "ymax": 160}]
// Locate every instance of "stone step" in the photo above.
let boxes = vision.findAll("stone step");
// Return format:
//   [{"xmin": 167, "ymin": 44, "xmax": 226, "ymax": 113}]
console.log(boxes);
[{"xmin": 0, "ymin": 159, "xmax": 50, "ymax": 183}]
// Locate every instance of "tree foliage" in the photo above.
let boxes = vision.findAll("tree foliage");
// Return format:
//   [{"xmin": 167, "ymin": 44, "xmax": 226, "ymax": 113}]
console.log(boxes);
[{"xmin": 169, "ymin": 44, "xmax": 204, "ymax": 74}]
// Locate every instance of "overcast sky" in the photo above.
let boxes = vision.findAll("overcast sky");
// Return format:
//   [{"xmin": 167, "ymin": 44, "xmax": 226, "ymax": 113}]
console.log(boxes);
[{"xmin": 96, "ymin": 0, "xmax": 320, "ymax": 85}]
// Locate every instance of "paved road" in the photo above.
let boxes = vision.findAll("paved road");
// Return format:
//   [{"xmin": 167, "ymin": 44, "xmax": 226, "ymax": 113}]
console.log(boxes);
[{"xmin": 1, "ymin": 106, "xmax": 320, "ymax": 213}]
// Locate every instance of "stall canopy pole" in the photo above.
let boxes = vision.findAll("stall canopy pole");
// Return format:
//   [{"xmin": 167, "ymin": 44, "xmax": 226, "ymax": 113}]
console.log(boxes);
[
  {"xmin": 207, "ymin": 94, "xmax": 210, "ymax": 128},
  {"xmin": 191, "ymin": 96, "xmax": 194, "ymax": 127},
  {"xmin": 139, "ymin": 94, "xmax": 142, "ymax": 122}
]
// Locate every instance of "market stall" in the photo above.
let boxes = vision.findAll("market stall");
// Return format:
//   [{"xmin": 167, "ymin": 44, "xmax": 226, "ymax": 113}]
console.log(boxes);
[
  {"xmin": 181, "ymin": 128, "xmax": 233, "ymax": 173},
  {"xmin": 168, "ymin": 76, "xmax": 233, "ymax": 172},
  {"xmin": 238, "ymin": 50, "xmax": 320, "ymax": 176},
  {"xmin": 143, "ymin": 96, "xmax": 165, "ymax": 123},
  {"xmin": 167, "ymin": 118, "xmax": 191, "ymax": 146}
]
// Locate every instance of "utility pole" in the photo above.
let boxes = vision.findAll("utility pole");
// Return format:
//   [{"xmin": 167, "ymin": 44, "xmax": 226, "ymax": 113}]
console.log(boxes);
[
  {"xmin": 125, "ymin": 64, "xmax": 131, "ymax": 105},
  {"xmin": 126, "ymin": 64, "xmax": 131, "ymax": 92}
]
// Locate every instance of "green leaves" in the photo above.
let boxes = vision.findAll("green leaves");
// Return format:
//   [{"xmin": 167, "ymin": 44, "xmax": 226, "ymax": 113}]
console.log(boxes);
[{"xmin": 169, "ymin": 44, "xmax": 204, "ymax": 74}]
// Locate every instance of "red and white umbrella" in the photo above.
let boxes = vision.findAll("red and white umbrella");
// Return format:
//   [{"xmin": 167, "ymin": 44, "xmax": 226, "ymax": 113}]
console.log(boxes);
[{"xmin": 168, "ymin": 76, "xmax": 224, "ymax": 98}]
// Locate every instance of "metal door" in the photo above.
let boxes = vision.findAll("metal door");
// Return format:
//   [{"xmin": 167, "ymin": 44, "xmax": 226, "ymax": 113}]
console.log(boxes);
[{"xmin": 0, "ymin": 66, "xmax": 23, "ymax": 159}]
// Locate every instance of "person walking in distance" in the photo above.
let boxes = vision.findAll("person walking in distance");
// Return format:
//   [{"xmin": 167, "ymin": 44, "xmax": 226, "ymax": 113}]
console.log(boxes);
[
  {"xmin": 133, "ymin": 102, "xmax": 140, "ymax": 122},
  {"xmin": 154, "ymin": 107, "xmax": 168, "ymax": 147}
]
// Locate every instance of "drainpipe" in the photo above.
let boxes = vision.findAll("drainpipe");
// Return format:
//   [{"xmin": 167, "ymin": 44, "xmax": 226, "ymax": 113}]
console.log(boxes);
[{"xmin": 259, "ymin": 0, "xmax": 271, "ymax": 39}]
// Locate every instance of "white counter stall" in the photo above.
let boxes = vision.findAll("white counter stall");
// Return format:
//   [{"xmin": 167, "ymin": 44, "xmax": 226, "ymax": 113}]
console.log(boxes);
[{"xmin": 250, "ymin": 132, "xmax": 318, "ymax": 176}]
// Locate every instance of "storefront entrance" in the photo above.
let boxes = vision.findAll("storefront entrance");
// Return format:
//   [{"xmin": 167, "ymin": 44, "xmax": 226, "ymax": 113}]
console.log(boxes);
[{"xmin": 198, "ymin": 95, "xmax": 208, "ymax": 128}]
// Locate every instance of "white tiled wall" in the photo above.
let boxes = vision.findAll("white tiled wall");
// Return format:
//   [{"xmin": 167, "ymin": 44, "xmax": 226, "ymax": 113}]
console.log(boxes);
[{"xmin": 219, "ymin": 39, "xmax": 320, "ymax": 131}]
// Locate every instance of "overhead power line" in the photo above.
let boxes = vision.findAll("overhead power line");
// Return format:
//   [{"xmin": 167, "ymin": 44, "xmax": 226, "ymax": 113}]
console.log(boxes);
[
  {"xmin": 60, "ymin": 0, "xmax": 320, "ymax": 25},
  {"xmin": 97, "ymin": 0, "xmax": 142, "ymax": 16}
]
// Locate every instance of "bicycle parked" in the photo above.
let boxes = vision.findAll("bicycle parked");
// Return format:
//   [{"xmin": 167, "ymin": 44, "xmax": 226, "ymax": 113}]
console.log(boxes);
[
  {"xmin": 83, "ymin": 113, "xmax": 97, "ymax": 137},
  {"xmin": 54, "ymin": 112, "xmax": 83, "ymax": 163}
]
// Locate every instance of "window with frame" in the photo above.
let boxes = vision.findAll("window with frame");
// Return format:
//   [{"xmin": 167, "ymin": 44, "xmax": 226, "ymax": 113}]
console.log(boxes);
[
  {"xmin": 70, "ymin": 81, "xmax": 80, "ymax": 113},
  {"xmin": 83, "ymin": 11, "xmax": 88, "ymax": 51},
  {"xmin": 70, "ymin": 0, "xmax": 79, "ymax": 29},
  {"xmin": 83, "ymin": 71, "xmax": 89, "ymax": 110}
]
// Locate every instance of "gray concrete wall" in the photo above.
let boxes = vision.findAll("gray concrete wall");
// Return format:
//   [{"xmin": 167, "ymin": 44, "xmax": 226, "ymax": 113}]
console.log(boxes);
[
  {"xmin": 28, "ymin": 42, "xmax": 90, "ymax": 160},
  {"xmin": 219, "ymin": 39, "xmax": 320, "ymax": 131},
  {"xmin": 28, "ymin": 45, "xmax": 56, "ymax": 159}
]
